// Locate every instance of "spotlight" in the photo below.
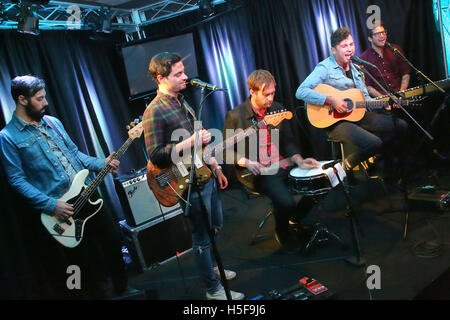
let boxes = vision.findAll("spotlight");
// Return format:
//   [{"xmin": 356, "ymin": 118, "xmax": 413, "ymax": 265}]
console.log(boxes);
[
  {"xmin": 198, "ymin": 0, "xmax": 214, "ymax": 18},
  {"xmin": 85, "ymin": 7, "xmax": 113, "ymax": 33},
  {"xmin": 17, "ymin": 3, "xmax": 39, "ymax": 35},
  {"xmin": 98, "ymin": 8, "xmax": 114, "ymax": 33}
]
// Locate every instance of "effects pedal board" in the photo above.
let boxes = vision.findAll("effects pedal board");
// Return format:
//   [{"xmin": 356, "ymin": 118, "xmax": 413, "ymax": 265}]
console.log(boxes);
[{"xmin": 252, "ymin": 277, "xmax": 333, "ymax": 300}]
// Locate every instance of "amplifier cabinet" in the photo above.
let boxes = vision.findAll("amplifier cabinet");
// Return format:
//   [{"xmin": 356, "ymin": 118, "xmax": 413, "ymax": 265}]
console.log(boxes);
[
  {"xmin": 115, "ymin": 173, "xmax": 181, "ymax": 227},
  {"xmin": 119, "ymin": 209, "xmax": 192, "ymax": 273}
]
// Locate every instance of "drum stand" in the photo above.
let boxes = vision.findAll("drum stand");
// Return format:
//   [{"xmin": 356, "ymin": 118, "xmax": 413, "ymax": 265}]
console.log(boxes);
[{"xmin": 303, "ymin": 220, "xmax": 346, "ymax": 253}]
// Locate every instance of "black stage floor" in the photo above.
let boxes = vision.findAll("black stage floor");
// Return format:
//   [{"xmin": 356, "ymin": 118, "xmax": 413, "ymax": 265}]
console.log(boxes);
[{"xmin": 126, "ymin": 167, "xmax": 450, "ymax": 300}]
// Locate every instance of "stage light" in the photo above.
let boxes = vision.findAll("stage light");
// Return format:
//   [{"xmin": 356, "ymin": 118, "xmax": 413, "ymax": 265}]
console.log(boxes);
[
  {"xmin": 17, "ymin": 3, "xmax": 39, "ymax": 35},
  {"xmin": 199, "ymin": 0, "xmax": 214, "ymax": 18},
  {"xmin": 84, "ymin": 7, "xmax": 114, "ymax": 33}
]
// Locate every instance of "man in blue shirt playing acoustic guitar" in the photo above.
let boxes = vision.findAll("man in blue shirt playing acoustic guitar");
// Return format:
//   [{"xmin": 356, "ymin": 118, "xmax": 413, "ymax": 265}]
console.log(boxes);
[{"xmin": 296, "ymin": 27, "xmax": 408, "ymax": 177}]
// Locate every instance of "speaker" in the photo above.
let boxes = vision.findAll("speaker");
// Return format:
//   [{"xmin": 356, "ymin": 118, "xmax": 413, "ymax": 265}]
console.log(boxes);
[
  {"xmin": 114, "ymin": 171, "xmax": 181, "ymax": 226},
  {"xmin": 119, "ymin": 209, "xmax": 192, "ymax": 273}
]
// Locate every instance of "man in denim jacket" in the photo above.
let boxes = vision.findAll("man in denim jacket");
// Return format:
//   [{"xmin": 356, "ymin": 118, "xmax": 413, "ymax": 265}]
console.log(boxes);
[
  {"xmin": 0, "ymin": 75, "xmax": 127, "ymax": 298},
  {"xmin": 296, "ymin": 27, "xmax": 407, "ymax": 174}
]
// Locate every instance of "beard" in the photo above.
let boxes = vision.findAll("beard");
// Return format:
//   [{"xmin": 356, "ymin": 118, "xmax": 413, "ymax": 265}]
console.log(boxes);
[{"xmin": 25, "ymin": 101, "xmax": 46, "ymax": 122}]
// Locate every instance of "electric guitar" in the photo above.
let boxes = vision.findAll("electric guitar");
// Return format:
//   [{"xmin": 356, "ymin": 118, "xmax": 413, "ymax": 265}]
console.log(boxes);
[
  {"xmin": 41, "ymin": 119, "xmax": 144, "ymax": 248},
  {"xmin": 147, "ymin": 110, "xmax": 293, "ymax": 207},
  {"xmin": 306, "ymin": 84, "xmax": 422, "ymax": 128}
]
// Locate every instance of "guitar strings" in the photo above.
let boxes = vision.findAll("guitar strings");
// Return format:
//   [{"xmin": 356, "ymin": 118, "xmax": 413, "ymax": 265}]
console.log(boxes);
[{"xmin": 70, "ymin": 138, "xmax": 133, "ymax": 217}]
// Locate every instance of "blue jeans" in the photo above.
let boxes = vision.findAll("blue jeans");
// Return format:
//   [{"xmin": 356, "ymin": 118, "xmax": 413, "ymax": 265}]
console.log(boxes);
[{"xmin": 185, "ymin": 179, "xmax": 224, "ymax": 293}]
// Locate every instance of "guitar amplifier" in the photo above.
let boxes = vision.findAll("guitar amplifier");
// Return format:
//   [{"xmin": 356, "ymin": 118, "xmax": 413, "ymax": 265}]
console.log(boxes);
[
  {"xmin": 114, "ymin": 170, "xmax": 181, "ymax": 227},
  {"xmin": 119, "ymin": 209, "xmax": 192, "ymax": 273}
]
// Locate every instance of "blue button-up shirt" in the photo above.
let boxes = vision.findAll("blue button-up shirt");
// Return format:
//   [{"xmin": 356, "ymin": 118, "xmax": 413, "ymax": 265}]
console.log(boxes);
[
  {"xmin": 0, "ymin": 113, "xmax": 105, "ymax": 214},
  {"xmin": 296, "ymin": 54, "xmax": 373, "ymax": 105}
]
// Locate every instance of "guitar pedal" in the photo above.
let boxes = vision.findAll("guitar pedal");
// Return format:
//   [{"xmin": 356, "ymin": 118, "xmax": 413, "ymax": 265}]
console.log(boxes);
[{"xmin": 299, "ymin": 277, "xmax": 328, "ymax": 295}]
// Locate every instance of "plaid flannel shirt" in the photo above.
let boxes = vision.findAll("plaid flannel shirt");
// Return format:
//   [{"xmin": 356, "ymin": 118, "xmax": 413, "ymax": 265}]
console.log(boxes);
[{"xmin": 143, "ymin": 91, "xmax": 196, "ymax": 168}]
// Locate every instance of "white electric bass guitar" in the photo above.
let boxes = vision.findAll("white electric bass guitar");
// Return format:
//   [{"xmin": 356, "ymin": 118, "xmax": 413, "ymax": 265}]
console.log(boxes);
[{"xmin": 40, "ymin": 119, "xmax": 143, "ymax": 248}]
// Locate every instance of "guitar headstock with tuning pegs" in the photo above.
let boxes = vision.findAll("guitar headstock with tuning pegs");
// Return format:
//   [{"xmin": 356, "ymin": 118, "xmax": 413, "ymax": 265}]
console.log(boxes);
[
  {"xmin": 127, "ymin": 116, "xmax": 144, "ymax": 140},
  {"xmin": 263, "ymin": 109, "xmax": 293, "ymax": 127},
  {"xmin": 395, "ymin": 96, "xmax": 425, "ymax": 109}
]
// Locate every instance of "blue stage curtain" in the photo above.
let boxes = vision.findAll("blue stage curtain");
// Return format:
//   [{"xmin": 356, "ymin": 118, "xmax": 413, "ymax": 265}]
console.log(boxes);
[{"xmin": 197, "ymin": 8, "xmax": 256, "ymax": 129}]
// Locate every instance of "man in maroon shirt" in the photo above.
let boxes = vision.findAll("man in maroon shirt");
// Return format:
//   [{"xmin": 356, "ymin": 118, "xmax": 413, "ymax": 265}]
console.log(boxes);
[{"xmin": 360, "ymin": 21, "xmax": 410, "ymax": 97}]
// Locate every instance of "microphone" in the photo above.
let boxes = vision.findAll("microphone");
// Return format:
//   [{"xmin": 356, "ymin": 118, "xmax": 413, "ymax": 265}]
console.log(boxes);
[
  {"xmin": 190, "ymin": 79, "xmax": 227, "ymax": 91},
  {"xmin": 350, "ymin": 56, "xmax": 377, "ymax": 69},
  {"xmin": 322, "ymin": 159, "xmax": 341, "ymax": 170},
  {"xmin": 385, "ymin": 42, "xmax": 398, "ymax": 53}
]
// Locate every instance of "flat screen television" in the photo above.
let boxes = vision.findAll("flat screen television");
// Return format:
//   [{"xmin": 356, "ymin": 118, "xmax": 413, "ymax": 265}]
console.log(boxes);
[{"xmin": 121, "ymin": 33, "xmax": 199, "ymax": 97}]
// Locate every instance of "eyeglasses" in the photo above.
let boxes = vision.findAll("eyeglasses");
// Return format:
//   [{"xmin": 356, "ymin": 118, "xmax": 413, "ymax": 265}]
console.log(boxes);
[{"xmin": 372, "ymin": 30, "xmax": 387, "ymax": 37}]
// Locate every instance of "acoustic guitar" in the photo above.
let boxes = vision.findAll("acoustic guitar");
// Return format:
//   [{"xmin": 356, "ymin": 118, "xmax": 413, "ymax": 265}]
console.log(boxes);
[{"xmin": 306, "ymin": 84, "xmax": 421, "ymax": 128}]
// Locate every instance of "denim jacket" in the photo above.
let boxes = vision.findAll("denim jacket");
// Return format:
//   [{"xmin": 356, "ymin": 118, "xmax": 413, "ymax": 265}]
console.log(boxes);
[
  {"xmin": 296, "ymin": 54, "xmax": 373, "ymax": 105},
  {"xmin": 0, "ymin": 113, "xmax": 105, "ymax": 214}
]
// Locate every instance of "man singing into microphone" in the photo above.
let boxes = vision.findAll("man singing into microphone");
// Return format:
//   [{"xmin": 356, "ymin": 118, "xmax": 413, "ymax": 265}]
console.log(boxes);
[
  {"xmin": 142, "ymin": 52, "xmax": 244, "ymax": 300},
  {"xmin": 296, "ymin": 27, "xmax": 407, "ymax": 177},
  {"xmin": 360, "ymin": 21, "xmax": 410, "ymax": 97}
]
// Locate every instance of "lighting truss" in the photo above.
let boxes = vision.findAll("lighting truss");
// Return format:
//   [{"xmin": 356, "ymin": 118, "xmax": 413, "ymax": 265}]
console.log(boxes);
[{"xmin": 0, "ymin": 0, "xmax": 225, "ymax": 31}]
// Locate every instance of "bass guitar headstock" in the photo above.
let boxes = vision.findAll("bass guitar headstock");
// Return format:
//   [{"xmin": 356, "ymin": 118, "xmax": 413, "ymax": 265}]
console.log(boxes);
[{"xmin": 127, "ymin": 116, "xmax": 144, "ymax": 139}]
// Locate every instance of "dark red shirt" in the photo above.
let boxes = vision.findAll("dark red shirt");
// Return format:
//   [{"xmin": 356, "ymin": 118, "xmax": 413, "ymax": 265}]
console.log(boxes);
[
  {"xmin": 250, "ymin": 103, "xmax": 287, "ymax": 169},
  {"xmin": 359, "ymin": 44, "xmax": 410, "ymax": 93}
]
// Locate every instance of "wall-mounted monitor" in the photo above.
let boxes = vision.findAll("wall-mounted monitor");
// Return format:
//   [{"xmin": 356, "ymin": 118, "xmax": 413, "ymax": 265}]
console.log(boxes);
[{"xmin": 121, "ymin": 33, "xmax": 199, "ymax": 97}]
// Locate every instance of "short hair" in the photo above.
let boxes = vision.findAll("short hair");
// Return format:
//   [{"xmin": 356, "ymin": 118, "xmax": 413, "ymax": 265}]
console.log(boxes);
[
  {"xmin": 330, "ymin": 27, "xmax": 351, "ymax": 47},
  {"xmin": 148, "ymin": 52, "xmax": 182, "ymax": 84},
  {"xmin": 11, "ymin": 75, "xmax": 46, "ymax": 103},
  {"xmin": 247, "ymin": 70, "xmax": 276, "ymax": 92},
  {"xmin": 367, "ymin": 20, "xmax": 385, "ymax": 37}
]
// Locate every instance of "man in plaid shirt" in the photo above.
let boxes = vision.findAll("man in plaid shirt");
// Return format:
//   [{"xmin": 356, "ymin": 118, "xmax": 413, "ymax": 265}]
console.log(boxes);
[{"xmin": 142, "ymin": 52, "xmax": 244, "ymax": 300}]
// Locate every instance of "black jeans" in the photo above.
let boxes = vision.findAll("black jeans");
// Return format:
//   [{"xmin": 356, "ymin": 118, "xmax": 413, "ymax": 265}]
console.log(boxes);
[
  {"xmin": 327, "ymin": 111, "xmax": 408, "ymax": 168},
  {"xmin": 254, "ymin": 167, "xmax": 316, "ymax": 234},
  {"xmin": 71, "ymin": 205, "xmax": 128, "ymax": 297}
]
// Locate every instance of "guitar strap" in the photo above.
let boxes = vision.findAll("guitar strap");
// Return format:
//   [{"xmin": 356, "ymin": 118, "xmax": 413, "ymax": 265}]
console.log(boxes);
[
  {"xmin": 183, "ymin": 101, "xmax": 197, "ymax": 121},
  {"xmin": 43, "ymin": 116, "xmax": 82, "ymax": 168},
  {"xmin": 44, "ymin": 116, "xmax": 65, "ymax": 142}
]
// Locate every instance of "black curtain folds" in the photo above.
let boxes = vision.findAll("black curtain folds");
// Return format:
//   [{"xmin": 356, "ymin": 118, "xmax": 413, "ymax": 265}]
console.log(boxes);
[{"xmin": 0, "ymin": 0, "xmax": 445, "ymax": 298}]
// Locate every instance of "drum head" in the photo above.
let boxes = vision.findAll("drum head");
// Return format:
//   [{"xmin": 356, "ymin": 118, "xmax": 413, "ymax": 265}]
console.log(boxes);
[{"xmin": 289, "ymin": 166, "xmax": 325, "ymax": 178}]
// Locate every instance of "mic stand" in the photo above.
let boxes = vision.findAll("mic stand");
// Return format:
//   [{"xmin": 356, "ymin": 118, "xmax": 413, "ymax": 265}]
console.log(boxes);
[
  {"xmin": 355, "ymin": 64, "xmax": 434, "ymax": 141},
  {"xmin": 184, "ymin": 87, "xmax": 232, "ymax": 300},
  {"xmin": 355, "ymin": 64, "xmax": 416, "ymax": 240},
  {"xmin": 331, "ymin": 163, "xmax": 366, "ymax": 266},
  {"xmin": 389, "ymin": 46, "xmax": 445, "ymax": 95}
]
